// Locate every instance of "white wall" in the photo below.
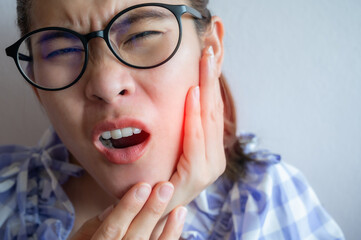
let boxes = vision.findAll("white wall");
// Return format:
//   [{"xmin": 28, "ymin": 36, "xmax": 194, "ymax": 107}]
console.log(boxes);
[
  {"xmin": 0, "ymin": 1, "xmax": 360, "ymax": 239},
  {"xmin": 208, "ymin": 1, "xmax": 360, "ymax": 239},
  {"xmin": 0, "ymin": 0, "xmax": 49, "ymax": 145}
]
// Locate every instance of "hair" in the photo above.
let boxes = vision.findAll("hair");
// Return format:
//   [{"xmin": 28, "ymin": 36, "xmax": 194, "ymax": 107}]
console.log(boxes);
[{"xmin": 16, "ymin": 0, "xmax": 253, "ymax": 181}]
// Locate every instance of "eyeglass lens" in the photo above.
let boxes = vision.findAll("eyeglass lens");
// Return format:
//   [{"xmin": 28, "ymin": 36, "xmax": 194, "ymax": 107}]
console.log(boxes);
[{"xmin": 17, "ymin": 5, "xmax": 180, "ymax": 90}]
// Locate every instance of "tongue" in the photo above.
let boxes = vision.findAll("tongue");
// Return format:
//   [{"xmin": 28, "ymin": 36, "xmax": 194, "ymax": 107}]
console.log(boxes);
[{"xmin": 111, "ymin": 131, "xmax": 149, "ymax": 149}]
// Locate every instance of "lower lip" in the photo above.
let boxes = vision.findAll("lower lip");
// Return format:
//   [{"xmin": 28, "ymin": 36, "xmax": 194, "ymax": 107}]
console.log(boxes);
[{"xmin": 94, "ymin": 136, "xmax": 150, "ymax": 164}]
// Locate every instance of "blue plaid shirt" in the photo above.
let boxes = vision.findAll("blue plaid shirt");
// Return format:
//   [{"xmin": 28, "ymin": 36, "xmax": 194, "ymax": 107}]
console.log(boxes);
[
  {"xmin": 0, "ymin": 128, "xmax": 83, "ymax": 239},
  {"xmin": 182, "ymin": 157, "xmax": 344, "ymax": 239},
  {"xmin": 0, "ymin": 129, "xmax": 344, "ymax": 239},
  {"xmin": 183, "ymin": 134, "xmax": 344, "ymax": 239}
]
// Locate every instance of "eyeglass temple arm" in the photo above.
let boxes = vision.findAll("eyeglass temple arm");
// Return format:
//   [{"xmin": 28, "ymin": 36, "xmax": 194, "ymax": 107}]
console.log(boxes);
[
  {"xmin": 184, "ymin": 6, "xmax": 203, "ymax": 19},
  {"xmin": 18, "ymin": 53, "xmax": 33, "ymax": 62},
  {"xmin": 5, "ymin": 44, "xmax": 33, "ymax": 62}
]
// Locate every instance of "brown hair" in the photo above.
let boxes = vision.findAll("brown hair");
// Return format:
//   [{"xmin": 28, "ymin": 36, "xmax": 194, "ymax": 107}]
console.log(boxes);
[
  {"xmin": 16, "ymin": 0, "xmax": 253, "ymax": 181},
  {"xmin": 190, "ymin": 0, "xmax": 254, "ymax": 180},
  {"xmin": 17, "ymin": 0, "xmax": 32, "ymax": 37}
]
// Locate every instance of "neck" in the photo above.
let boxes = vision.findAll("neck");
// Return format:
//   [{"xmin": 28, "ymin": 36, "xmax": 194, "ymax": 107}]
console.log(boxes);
[{"xmin": 63, "ymin": 155, "xmax": 117, "ymax": 234}]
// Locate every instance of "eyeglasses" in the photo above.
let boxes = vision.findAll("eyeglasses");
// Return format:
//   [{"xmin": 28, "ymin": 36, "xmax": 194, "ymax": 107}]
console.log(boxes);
[{"xmin": 5, "ymin": 3, "xmax": 202, "ymax": 91}]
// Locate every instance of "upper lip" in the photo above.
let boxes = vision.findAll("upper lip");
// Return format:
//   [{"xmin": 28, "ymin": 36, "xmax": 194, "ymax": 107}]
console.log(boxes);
[{"xmin": 92, "ymin": 117, "xmax": 151, "ymax": 142}]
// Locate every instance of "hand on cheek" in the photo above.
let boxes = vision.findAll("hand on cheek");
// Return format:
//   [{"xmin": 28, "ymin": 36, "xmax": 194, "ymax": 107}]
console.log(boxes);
[{"xmin": 164, "ymin": 45, "xmax": 226, "ymax": 219}]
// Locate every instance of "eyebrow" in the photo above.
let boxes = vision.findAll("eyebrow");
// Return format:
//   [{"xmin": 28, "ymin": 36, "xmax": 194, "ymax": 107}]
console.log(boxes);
[
  {"xmin": 111, "ymin": 9, "xmax": 173, "ymax": 31},
  {"xmin": 36, "ymin": 31, "xmax": 79, "ymax": 45}
]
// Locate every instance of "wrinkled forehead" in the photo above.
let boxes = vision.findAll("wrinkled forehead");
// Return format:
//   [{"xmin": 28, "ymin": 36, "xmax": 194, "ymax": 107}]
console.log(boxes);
[{"xmin": 30, "ymin": 0, "xmax": 188, "ymax": 33}]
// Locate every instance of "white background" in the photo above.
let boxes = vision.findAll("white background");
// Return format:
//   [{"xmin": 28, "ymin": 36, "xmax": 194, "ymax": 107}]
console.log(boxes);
[{"xmin": 0, "ymin": 1, "xmax": 360, "ymax": 239}]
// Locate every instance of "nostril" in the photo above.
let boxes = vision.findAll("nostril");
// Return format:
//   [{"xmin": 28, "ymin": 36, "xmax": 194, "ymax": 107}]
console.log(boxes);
[{"xmin": 119, "ymin": 90, "xmax": 127, "ymax": 95}]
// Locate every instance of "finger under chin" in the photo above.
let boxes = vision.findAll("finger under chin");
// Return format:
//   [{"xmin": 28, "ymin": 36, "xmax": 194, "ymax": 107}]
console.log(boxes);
[
  {"xmin": 92, "ymin": 183, "xmax": 151, "ymax": 239},
  {"xmin": 123, "ymin": 182, "xmax": 174, "ymax": 239},
  {"xmin": 158, "ymin": 206, "xmax": 188, "ymax": 240}
]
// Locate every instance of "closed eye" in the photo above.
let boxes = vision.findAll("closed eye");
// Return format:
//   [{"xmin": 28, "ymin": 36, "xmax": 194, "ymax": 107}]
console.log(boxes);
[
  {"xmin": 124, "ymin": 31, "xmax": 163, "ymax": 46},
  {"xmin": 46, "ymin": 47, "xmax": 84, "ymax": 59}
]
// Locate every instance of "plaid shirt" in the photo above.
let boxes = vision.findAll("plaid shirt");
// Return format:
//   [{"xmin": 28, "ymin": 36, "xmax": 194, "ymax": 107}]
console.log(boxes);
[
  {"xmin": 0, "ymin": 128, "xmax": 83, "ymax": 239},
  {"xmin": 182, "ymin": 137, "xmax": 344, "ymax": 239},
  {"xmin": 0, "ymin": 130, "xmax": 344, "ymax": 239}
]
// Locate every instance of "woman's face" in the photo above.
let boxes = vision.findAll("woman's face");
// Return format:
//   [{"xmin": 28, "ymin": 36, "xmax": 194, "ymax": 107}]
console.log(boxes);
[{"xmin": 31, "ymin": 0, "xmax": 203, "ymax": 198}]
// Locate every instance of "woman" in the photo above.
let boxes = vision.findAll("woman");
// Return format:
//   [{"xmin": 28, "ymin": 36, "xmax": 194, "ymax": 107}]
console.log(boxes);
[{"xmin": 1, "ymin": 0, "xmax": 344, "ymax": 239}]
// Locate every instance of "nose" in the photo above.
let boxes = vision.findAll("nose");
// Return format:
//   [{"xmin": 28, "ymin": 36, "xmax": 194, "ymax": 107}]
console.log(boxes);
[{"xmin": 84, "ymin": 40, "xmax": 136, "ymax": 104}]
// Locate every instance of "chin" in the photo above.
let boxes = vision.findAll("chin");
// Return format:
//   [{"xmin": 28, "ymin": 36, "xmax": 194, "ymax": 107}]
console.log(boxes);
[{"xmin": 100, "ymin": 161, "xmax": 176, "ymax": 200}]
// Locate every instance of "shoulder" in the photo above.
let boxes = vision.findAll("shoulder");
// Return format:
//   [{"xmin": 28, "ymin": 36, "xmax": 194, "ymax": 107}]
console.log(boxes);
[
  {"xmin": 0, "ymin": 128, "xmax": 83, "ymax": 240},
  {"xmin": 242, "ymin": 159, "xmax": 310, "ymax": 201},
  {"xmin": 235, "ymin": 160, "xmax": 344, "ymax": 239},
  {"xmin": 183, "ymin": 159, "xmax": 345, "ymax": 240}
]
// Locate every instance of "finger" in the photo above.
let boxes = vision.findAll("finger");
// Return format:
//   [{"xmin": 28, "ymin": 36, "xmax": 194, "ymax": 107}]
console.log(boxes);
[
  {"xmin": 200, "ymin": 46, "xmax": 224, "ymax": 137},
  {"xmin": 182, "ymin": 86, "xmax": 205, "ymax": 169},
  {"xmin": 166, "ymin": 86, "xmax": 206, "ymax": 216},
  {"xmin": 159, "ymin": 206, "xmax": 188, "ymax": 240},
  {"xmin": 199, "ymin": 46, "xmax": 222, "ymax": 112},
  {"xmin": 124, "ymin": 182, "xmax": 174, "ymax": 239},
  {"xmin": 199, "ymin": 46, "xmax": 225, "ymax": 160},
  {"xmin": 92, "ymin": 183, "xmax": 151, "ymax": 240}
]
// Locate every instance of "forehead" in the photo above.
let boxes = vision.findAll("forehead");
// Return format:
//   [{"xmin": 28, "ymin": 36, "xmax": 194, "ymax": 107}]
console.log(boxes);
[{"xmin": 30, "ymin": 0, "xmax": 188, "ymax": 32}]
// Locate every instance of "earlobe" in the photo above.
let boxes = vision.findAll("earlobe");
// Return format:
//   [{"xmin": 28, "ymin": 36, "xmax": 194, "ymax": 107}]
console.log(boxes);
[{"xmin": 202, "ymin": 16, "xmax": 225, "ymax": 77}]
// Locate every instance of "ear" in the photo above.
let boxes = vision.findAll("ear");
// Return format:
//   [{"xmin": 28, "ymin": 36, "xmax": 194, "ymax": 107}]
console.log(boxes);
[{"xmin": 202, "ymin": 16, "xmax": 225, "ymax": 77}]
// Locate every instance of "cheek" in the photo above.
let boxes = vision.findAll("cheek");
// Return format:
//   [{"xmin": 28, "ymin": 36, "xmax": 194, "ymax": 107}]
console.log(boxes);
[
  {"xmin": 149, "ymin": 56, "xmax": 200, "ymax": 155},
  {"xmin": 38, "ymin": 92, "xmax": 86, "ymax": 148}
]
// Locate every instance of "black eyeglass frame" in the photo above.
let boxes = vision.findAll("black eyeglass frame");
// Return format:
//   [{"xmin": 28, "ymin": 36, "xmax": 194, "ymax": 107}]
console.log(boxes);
[{"xmin": 5, "ymin": 3, "xmax": 203, "ymax": 91}]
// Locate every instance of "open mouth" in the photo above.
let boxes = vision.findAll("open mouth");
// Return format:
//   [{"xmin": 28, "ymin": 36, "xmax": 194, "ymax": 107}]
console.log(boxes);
[{"xmin": 99, "ymin": 127, "xmax": 150, "ymax": 149}]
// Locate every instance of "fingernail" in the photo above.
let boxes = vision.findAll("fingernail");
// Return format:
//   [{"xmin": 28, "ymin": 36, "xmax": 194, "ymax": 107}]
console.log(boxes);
[
  {"xmin": 135, "ymin": 184, "xmax": 151, "ymax": 201},
  {"xmin": 158, "ymin": 183, "xmax": 174, "ymax": 203},
  {"xmin": 177, "ymin": 207, "xmax": 188, "ymax": 223},
  {"xmin": 98, "ymin": 205, "xmax": 114, "ymax": 221},
  {"xmin": 207, "ymin": 46, "xmax": 215, "ymax": 68},
  {"xmin": 193, "ymin": 86, "xmax": 200, "ymax": 102},
  {"xmin": 207, "ymin": 46, "xmax": 214, "ymax": 57}
]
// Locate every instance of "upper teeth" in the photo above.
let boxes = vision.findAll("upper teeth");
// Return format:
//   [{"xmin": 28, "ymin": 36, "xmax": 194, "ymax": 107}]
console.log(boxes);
[{"xmin": 101, "ymin": 127, "xmax": 142, "ymax": 140}]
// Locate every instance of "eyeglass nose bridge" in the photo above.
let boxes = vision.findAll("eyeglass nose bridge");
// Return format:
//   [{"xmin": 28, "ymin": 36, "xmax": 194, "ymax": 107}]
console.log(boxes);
[
  {"xmin": 85, "ymin": 30, "xmax": 105, "ymax": 42},
  {"xmin": 84, "ymin": 30, "xmax": 123, "ymax": 62},
  {"xmin": 83, "ymin": 30, "xmax": 115, "ymax": 61}
]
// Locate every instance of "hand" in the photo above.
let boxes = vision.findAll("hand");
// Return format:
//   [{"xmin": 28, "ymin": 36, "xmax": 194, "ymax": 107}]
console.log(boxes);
[
  {"xmin": 70, "ymin": 182, "xmax": 187, "ymax": 240},
  {"xmin": 153, "ymin": 46, "xmax": 226, "ymax": 236}
]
